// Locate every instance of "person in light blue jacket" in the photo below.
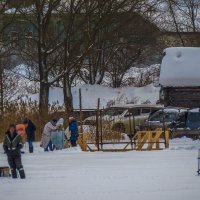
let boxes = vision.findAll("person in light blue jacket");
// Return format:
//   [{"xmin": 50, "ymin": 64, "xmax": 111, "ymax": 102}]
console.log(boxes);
[{"xmin": 69, "ymin": 116, "xmax": 79, "ymax": 147}]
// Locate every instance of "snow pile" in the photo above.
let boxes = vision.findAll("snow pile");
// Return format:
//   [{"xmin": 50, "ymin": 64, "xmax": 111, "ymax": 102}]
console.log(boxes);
[
  {"xmin": 169, "ymin": 137, "xmax": 200, "ymax": 150},
  {"xmin": 26, "ymin": 84, "xmax": 160, "ymax": 109},
  {"xmin": 159, "ymin": 47, "xmax": 200, "ymax": 87}
]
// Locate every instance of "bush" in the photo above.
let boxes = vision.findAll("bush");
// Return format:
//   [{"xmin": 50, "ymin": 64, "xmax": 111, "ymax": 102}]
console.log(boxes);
[{"xmin": 0, "ymin": 100, "xmax": 65, "ymax": 142}]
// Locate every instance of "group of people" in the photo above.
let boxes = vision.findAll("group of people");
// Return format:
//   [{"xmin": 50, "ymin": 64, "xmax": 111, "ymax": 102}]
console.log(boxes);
[
  {"xmin": 2, "ymin": 116, "xmax": 79, "ymax": 179},
  {"xmin": 40, "ymin": 116, "xmax": 79, "ymax": 151}
]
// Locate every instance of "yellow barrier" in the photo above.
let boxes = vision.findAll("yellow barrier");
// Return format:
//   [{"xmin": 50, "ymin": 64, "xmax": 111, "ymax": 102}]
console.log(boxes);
[
  {"xmin": 78, "ymin": 133, "xmax": 90, "ymax": 151},
  {"xmin": 133, "ymin": 130, "xmax": 169, "ymax": 151},
  {"xmin": 78, "ymin": 130, "xmax": 169, "ymax": 151}
]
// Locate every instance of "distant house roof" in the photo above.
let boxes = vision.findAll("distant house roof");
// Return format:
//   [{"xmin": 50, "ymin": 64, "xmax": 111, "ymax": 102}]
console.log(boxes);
[{"xmin": 159, "ymin": 47, "xmax": 200, "ymax": 87}]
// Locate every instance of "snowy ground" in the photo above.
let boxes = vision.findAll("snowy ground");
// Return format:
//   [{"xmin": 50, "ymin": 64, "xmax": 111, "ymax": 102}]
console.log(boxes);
[{"xmin": 1, "ymin": 138, "xmax": 200, "ymax": 200}]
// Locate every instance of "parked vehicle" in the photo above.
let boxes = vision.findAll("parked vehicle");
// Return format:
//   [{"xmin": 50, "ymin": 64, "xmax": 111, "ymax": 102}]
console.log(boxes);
[
  {"xmin": 144, "ymin": 107, "xmax": 200, "ymax": 139},
  {"xmin": 83, "ymin": 104, "xmax": 163, "ymax": 134},
  {"xmin": 170, "ymin": 108, "xmax": 200, "ymax": 139},
  {"xmin": 185, "ymin": 109, "xmax": 200, "ymax": 130},
  {"xmin": 143, "ymin": 107, "xmax": 188, "ymax": 130}
]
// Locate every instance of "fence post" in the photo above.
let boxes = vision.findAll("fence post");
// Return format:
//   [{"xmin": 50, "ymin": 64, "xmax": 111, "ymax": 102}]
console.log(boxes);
[
  {"xmin": 162, "ymin": 108, "xmax": 167, "ymax": 147},
  {"xmin": 96, "ymin": 98, "xmax": 100, "ymax": 151},
  {"xmin": 79, "ymin": 88, "xmax": 83, "ymax": 133},
  {"xmin": 100, "ymin": 109, "xmax": 103, "ymax": 150},
  {"xmin": 128, "ymin": 110, "xmax": 133, "ymax": 149},
  {"xmin": 165, "ymin": 131, "xmax": 169, "ymax": 148},
  {"xmin": 132, "ymin": 115, "xmax": 136, "ymax": 148}
]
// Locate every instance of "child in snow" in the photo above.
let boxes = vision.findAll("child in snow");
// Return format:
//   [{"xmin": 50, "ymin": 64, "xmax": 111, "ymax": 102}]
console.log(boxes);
[
  {"xmin": 23, "ymin": 118, "xmax": 36, "ymax": 153},
  {"xmin": 68, "ymin": 116, "xmax": 79, "ymax": 147},
  {"xmin": 3, "ymin": 124, "xmax": 26, "ymax": 179},
  {"xmin": 41, "ymin": 119, "xmax": 58, "ymax": 151}
]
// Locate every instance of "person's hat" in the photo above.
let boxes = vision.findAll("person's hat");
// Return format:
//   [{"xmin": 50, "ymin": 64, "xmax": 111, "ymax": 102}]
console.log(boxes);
[
  {"xmin": 51, "ymin": 118, "xmax": 58, "ymax": 126},
  {"xmin": 69, "ymin": 116, "xmax": 74, "ymax": 121},
  {"xmin": 23, "ymin": 117, "xmax": 29, "ymax": 124},
  {"xmin": 52, "ymin": 118, "xmax": 58, "ymax": 123}
]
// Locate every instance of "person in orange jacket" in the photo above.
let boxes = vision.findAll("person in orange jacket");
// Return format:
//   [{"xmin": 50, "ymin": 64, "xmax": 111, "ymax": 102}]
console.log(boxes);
[{"xmin": 16, "ymin": 124, "xmax": 27, "ymax": 144}]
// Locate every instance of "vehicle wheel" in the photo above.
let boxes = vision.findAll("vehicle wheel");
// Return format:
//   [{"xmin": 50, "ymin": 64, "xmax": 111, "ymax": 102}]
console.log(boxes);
[{"xmin": 112, "ymin": 123, "xmax": 125, "ymax": 133}]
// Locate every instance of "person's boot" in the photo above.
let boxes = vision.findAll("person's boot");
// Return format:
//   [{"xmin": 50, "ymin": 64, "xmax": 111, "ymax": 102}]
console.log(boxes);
[
  {"xmin": 29, "ymin": 147, "xmax": 33, "ymax": 153},
  {"xmin": 11, "ymin": 168, "xmax": 17, "ymax": 179},
  {"xmin": 52, "ymin": 145, "xmax": 56, "ymax": 151},
  {"xmin": 18, "ymin": 168, "xmax": 26, "ymax": 179}
]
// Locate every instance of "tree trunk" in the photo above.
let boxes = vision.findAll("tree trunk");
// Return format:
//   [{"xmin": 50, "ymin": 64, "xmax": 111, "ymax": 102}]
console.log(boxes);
[
  {"xmin": 39, "ymin": 81, "xmax": 49, "ymax": 122},
  {"xmin": 0, "ymin": 64, "xmax": 3, "ymax": 121},
  {"xmin": 63, "ymin": 74, "xmax": 73, "ymax": 123}
]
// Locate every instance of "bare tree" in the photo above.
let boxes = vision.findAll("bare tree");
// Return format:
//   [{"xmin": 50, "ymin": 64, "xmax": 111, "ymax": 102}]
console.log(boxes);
[
  {"xmin": 105, "ymin": 45, "xmax": 141, "ymax": 88},
  {"xmin": 79, "ymin": 0, "xmax": 137, "ymax": 85},
  {"xmin": 0, "ymin": 0, "xmax": 20, "ymax": 119},
  {"xmin": 15, "ymin": 0, "xmax": 94, "ymax": 120},
  {"xmin": 80, "ymin": 0, "xmax": 162, "ymax": 85},
  {"xmin": 159, "ymin": 0, "xmax": 200, "ymax": 46}
]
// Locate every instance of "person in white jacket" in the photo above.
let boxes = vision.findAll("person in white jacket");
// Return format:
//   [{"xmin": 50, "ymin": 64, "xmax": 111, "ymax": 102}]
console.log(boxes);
[{"xmin": 41, "ymin": 119, "xmax": 58, "ymax": 151}]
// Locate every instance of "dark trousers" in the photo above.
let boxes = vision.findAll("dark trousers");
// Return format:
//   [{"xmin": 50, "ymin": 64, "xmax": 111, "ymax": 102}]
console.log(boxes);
[
  {"xmin": 28, "ymin": 140, "xmax": 34, "ymax": 153},
  {"xmin": 7, "ymin": 155, "xmax": 25, "ymax": 179},
  {"xmin": 44, "ymin": 140, "xmax": 53, "ymax": 151},
  {"xmin": 71, "ymin": 140, "xmax": 77, "ymax": 147},
  {"xmin": 8, "ymin": 155, "xmax": 23, "ymax": 170}
]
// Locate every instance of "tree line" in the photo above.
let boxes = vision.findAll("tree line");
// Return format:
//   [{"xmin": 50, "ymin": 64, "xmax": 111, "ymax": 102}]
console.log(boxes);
[{"xmin": 0, "ymin": 0, "xmax": 199, "ymax": 123}]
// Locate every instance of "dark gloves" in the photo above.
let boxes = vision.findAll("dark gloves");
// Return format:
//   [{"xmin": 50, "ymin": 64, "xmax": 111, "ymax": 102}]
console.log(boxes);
[{"xmin": 16, "ymin": 144, "xmax": 23, "ymax": 151}]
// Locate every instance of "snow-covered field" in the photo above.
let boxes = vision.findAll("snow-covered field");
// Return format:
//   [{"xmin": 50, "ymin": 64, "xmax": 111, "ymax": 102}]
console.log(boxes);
[
  {"xmin": 1, "ymin": 138, "xmax": 200, "ymax": 200},
  {"xmin": 24, "ymin": 84, "xmax": 160, "ymax": 109}
]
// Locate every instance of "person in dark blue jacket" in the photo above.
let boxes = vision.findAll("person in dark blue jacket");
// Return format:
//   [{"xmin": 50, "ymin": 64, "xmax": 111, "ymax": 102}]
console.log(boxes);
[
  {"xmin": 23, "ymin": 118, "xmax": 36, "ymax": 153},
  {"xmin": 69, "ymin": 117, "xmax": 79, "ymax": 147}
]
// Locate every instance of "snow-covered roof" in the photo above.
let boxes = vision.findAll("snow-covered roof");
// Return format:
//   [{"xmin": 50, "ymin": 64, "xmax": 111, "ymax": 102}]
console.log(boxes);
[{"xmin": 159, "ymin": 47, "xmax": 200, "ymax": 87}]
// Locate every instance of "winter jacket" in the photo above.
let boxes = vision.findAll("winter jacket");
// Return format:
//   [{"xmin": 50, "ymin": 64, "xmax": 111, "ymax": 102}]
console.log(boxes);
[
  {"xmin": 41, "ymin": 121, "xmax": 57, "ymax": 148},
  {"xmin": 16, "ymin": 124, "xmax": 27, "ymax": 144},
  {"xmin": 3, "ymin": 132, "xmax": 23, "ymax": 157},
  {"xmin": 26, "ymin": 120, "xmax": 36, "ymax": 141},
  {"xmin": 69, "ymin": 120, "xmax": 79, "ymax": 141}
]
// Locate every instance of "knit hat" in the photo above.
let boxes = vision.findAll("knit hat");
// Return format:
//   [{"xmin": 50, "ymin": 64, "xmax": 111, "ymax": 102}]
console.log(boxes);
[{"xmin": 69, "ymin": 116, "xmax": 74, "ymax": 121}]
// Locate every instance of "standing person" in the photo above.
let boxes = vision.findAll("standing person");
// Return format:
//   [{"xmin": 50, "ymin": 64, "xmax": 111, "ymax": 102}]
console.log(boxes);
[
  {"xmin": 68, "ymin": 116, "xmax": 79, "ymax": 147},
  {"xmin": 3, "ymin": 124, "xmax": 26, "ymax": 179},
  {"xmin": 16, "ymin": 124, "xmax": 27, "ymax": 154},
  {"xmin": 41, "ymin": 119, "xmax": 58, "ymax": 151},
  {"xmin": 23, "ymin": 118, "xmax": 36, "ymax": 153},
  {"xmin": 16, "ymin": 123, "xmax": 27, "ymax": 144}
]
